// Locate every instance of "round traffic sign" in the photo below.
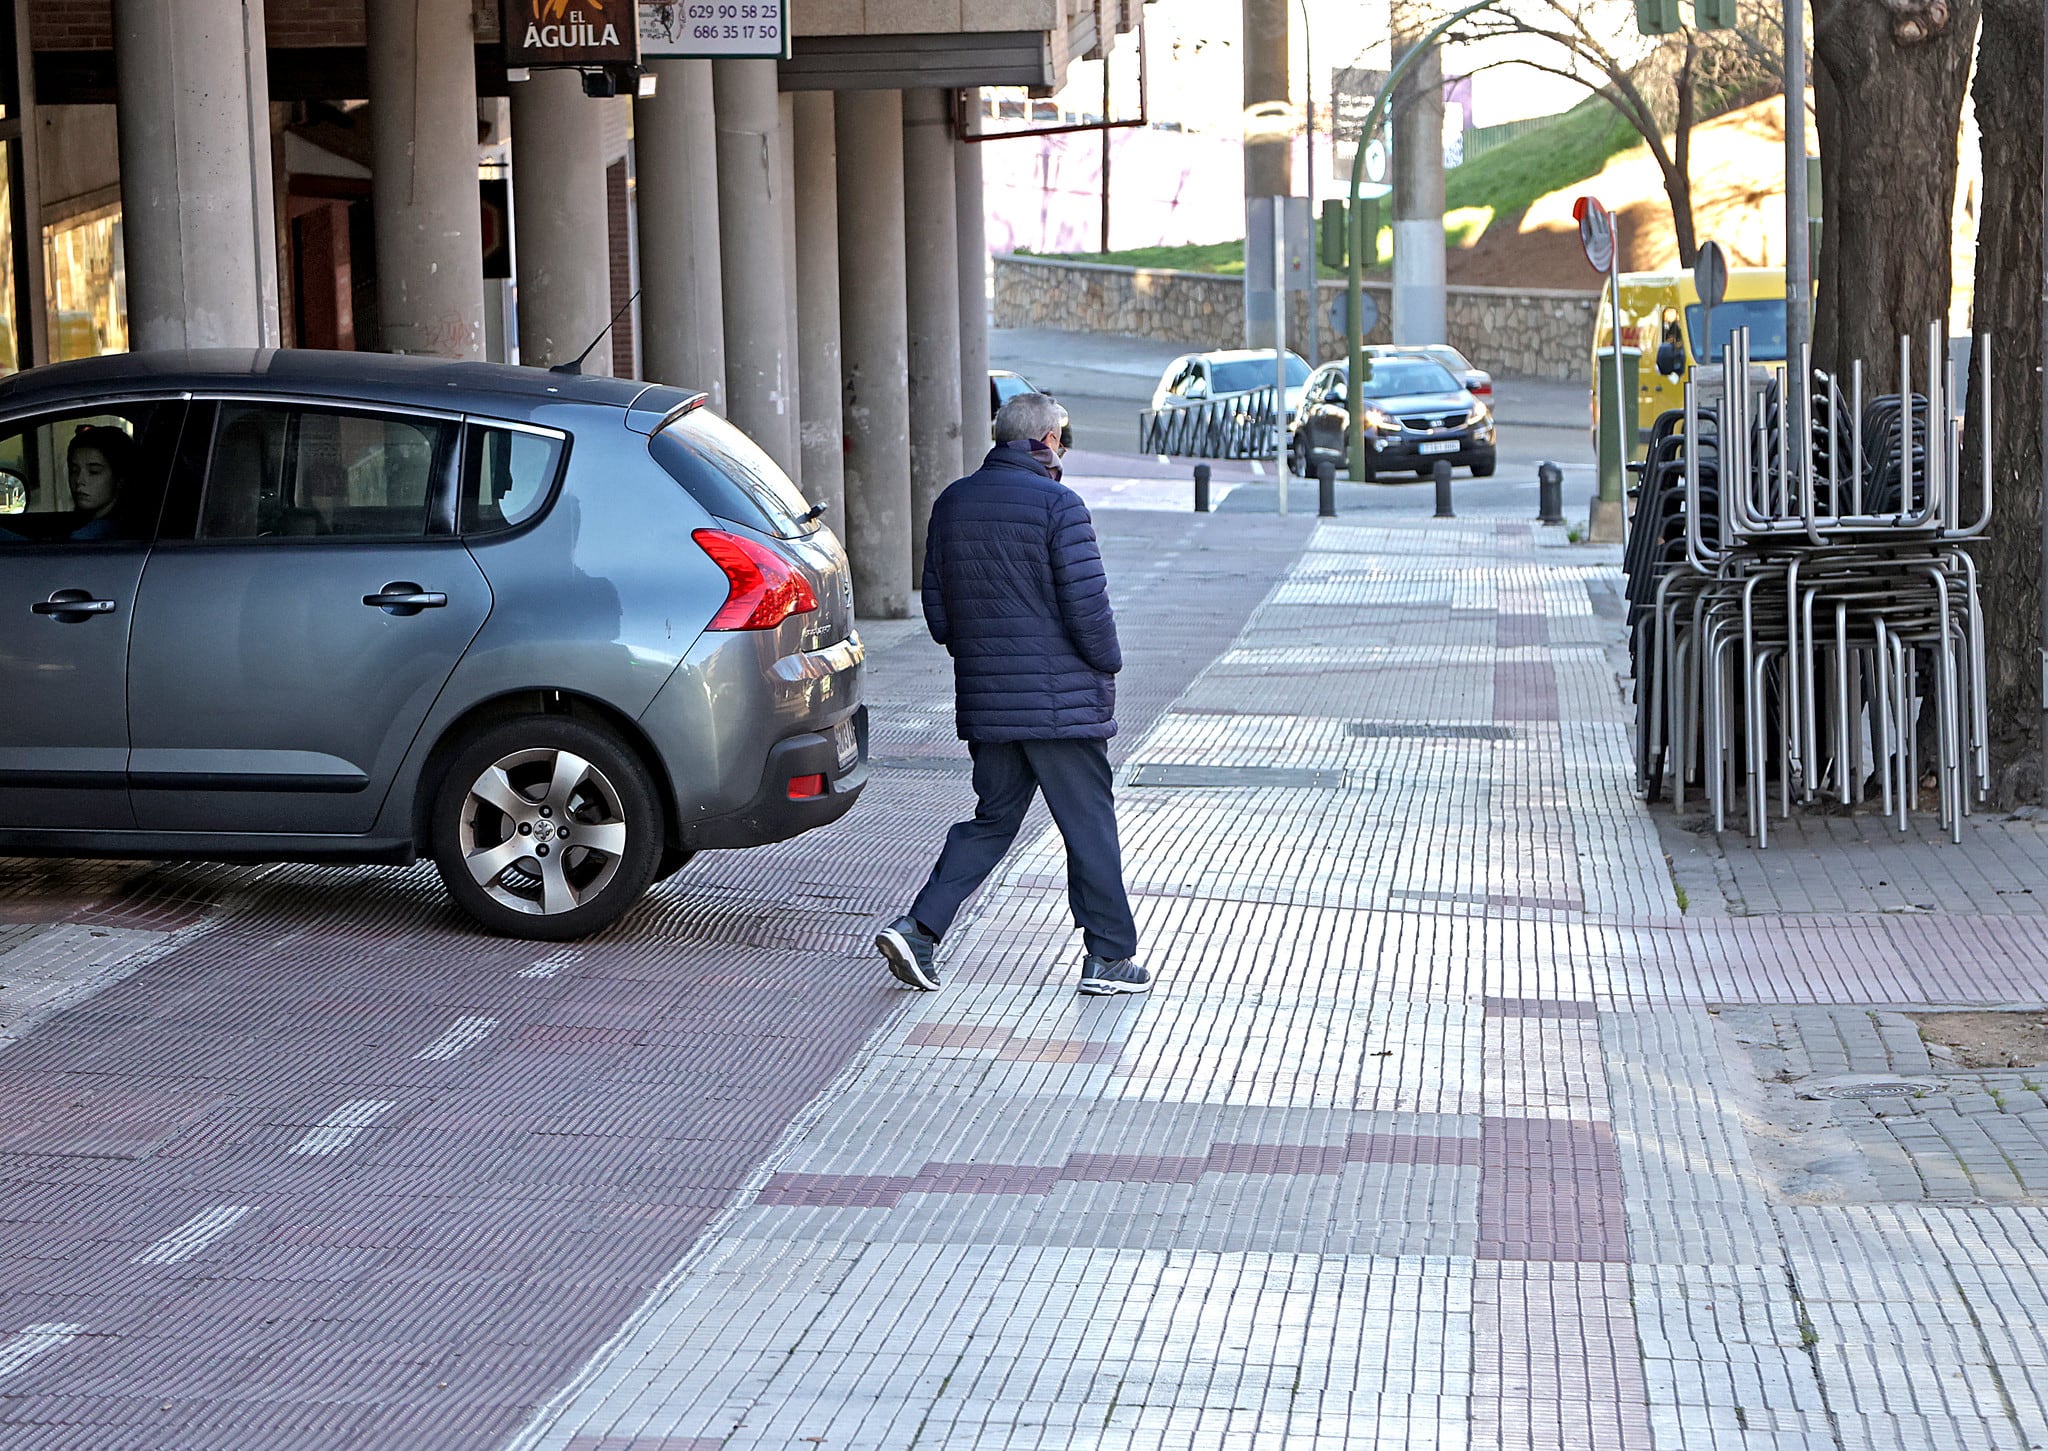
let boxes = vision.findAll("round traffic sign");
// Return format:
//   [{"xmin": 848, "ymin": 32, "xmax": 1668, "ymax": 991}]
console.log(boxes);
[
  {"xmin": 1327, "ymin": 288, "xmax": 1379, "ymax": 341},
  {"xmin": 1693, "ymin": 239, "xmax": 1729, "ymax": 308},
  {"xmin": 1573, "ymin": 195, "xmax": 1614, "ymax": 273}
]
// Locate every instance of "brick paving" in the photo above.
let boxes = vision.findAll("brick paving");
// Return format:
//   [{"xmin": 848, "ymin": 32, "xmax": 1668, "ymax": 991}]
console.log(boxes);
[{"xmin": 9, "ymin": 491, "xmax": 2048, "ymax": 1448}]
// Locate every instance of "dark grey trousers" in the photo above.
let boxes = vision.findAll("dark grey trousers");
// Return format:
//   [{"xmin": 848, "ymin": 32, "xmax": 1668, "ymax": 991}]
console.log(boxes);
[{"xmin": 909, "ymin": 737, "xmax": 1139, "ymax": 962}]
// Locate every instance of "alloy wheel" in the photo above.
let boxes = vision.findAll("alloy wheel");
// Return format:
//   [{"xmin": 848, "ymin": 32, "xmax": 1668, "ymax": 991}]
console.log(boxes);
[{"xmin": 456, "ymin": 747, "xmax": 629, "ymax": 916}]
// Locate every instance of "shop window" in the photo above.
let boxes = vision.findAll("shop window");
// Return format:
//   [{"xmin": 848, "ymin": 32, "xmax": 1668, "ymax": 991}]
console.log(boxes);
[{"xmin": 44, "ymin": 204, "xmax": 129, "ymax": 363}]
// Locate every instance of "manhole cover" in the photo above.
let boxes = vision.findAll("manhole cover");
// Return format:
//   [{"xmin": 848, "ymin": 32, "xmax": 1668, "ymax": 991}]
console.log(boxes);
[{"xmin": 1805, "ymin": 1081, "xmax": 1925, "ymax": 1100}]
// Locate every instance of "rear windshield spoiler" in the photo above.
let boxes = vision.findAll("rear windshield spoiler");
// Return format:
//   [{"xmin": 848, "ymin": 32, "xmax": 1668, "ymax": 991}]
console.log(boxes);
[{"xmin": 624, "ymin": 388, "xmax": 710, "ymax": 436}]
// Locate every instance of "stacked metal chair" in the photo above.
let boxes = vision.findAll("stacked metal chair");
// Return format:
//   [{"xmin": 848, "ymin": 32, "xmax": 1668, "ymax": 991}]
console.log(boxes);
[{"xmin": 1626, "ymin": 325, "xmax": 1992, "ymax": 845}]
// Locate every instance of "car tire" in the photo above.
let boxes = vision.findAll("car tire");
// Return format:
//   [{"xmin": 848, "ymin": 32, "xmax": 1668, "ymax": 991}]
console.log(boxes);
[
  {"xmin": 656, "ymin": 847, "xmax": 696, "ymax": 881},
  {"xmin": 1470, "ymin": 452, "xmax": 1497, "ymax": 478},
  {"xmin": 430, "ymin": 715, "xmax": 665, "ymax": 941}
]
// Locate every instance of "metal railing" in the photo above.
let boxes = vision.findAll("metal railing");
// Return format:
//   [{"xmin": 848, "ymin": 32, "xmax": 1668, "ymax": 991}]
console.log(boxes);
[{"xmin": 1137, "ymin": 385, "xmax": 1285, "ymax": 459}]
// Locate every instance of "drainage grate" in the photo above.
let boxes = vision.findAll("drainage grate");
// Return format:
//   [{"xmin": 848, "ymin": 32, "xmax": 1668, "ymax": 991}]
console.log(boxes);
[
  {"xmin": 1808, "ymin": 1081, "xmax": 1927, "ymax": 1100},
  {"xmin": 1127, "ymin": 763, "xmax": 1360, "ymax": 790},
  {"xmin": 1348, "ymin": 723, "xmax": 1515, "ymax": 741}
]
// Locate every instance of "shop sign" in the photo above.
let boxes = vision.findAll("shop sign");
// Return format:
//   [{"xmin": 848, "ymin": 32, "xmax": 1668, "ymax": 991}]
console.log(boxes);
[
  {"xmin": 640, "ymin": 0, "xmax": 790, "ymax": 60},
  {"xmin": 502, "ymin": 0, "xmax": 640, "ymax": 69}
]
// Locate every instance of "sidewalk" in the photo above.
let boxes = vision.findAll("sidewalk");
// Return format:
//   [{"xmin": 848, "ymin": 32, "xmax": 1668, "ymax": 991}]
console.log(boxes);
[
  {"xmin": 8, "ymin": 487, "xmax": 2048, "ymax": 1448},
  {"xmin": 511, "ymin": 497, "xmax": 2048, "ymax": 1450}
]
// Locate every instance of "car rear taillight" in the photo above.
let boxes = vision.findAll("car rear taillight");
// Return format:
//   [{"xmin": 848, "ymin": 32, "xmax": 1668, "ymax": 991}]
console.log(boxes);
[
  {"xmin": 694, "ymin": 528, "xmax": 819, "ymax": 631},
  {"xmin": 1470, "ymin": 378, "xmax": 1492, "ymax": 398}
]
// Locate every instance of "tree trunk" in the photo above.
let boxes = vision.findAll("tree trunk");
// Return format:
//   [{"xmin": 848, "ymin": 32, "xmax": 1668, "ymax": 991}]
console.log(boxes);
[
  {"xmin": 1811, "ymin": 0, "xmax": 1979, "ymax": 389},
  {"xmin": 1669, "ymin": 42, "xmax": 1698, "ymax": 266},
  {"xmin": 1964, "ymin": 0, "xmax": 2045, "ymax": 802}
]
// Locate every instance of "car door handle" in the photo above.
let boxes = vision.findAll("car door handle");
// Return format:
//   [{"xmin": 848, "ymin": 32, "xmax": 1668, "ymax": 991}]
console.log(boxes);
[
  {"xmin": 31, "ymin": 591, "xmax": 117, "ymax": 618},
  {"xmin": 363, "ymin": 584, "xmax": 448, "ymax": 612}
]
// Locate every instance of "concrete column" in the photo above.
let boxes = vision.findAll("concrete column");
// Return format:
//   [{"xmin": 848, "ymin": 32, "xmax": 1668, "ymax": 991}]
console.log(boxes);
[
  {"xmin": 955, "ymin": 89, "xmax": 992, "ymax": 461},
  {"xmin": 511, "ymin": 68, "xmax": 612, "ymax": 373},
  {"xmin": 1241, "ymin": 0, "xmax": 1291, "ymax": 200},
  {"xmin": 835, "ymin": 89, "xmax": 914, "ymax": 620},
  {"xmin": 113, "ymin": 0, "xmax": 280, "ymax": 350},
  {"xmin": 777, "ymin": 92, "xmax": 803, "ymax": 483},
  {"xmin": 793, "ymin": 91, "xmax": 846, "ymax": 528},
  {"xmin": 12, "ymin": 1, "xmax": 48, "ymax": 366},
  {"xmin": 365, "ymin": 0, "xmax": 486, "ymax": 358},
  {"xmin": 713, "ymin": 60, "xmax": 797, "ymax": 475},
  {"xmin": 902, "ymin": 89, "xmax": 963, "ymax": 576},
  {"xmin": 635, "ymin": 60, "xmax": 726, "ymax": 406},
  {"xmin": 1390, "ymin": 1, "xmax": 1447, "ymax": 345}
]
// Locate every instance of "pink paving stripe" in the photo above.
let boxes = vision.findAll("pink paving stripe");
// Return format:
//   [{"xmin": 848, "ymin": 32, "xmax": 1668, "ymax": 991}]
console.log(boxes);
[
  {"xmin": 905, "ymin": 1023, "xmax": 1014, "ymax": 1049},
  {"xmin": 758, "ymin": 1131, "xmax": 1483, "ymax": 1208},
  {"xmin": 1485, "ymin": 891, "xmax": 1584, "ymax": 912},
  {"xmin": 1478, "ymin": 1116, "xmax": 1628, "ymax": 1262},
  {"xmin": 1497, "ymin": 613, "xmax": 1550, "ymax": 648},
  {"xmin": 907, "ymin": 1020, "xmax": 1122, "ymax": 1065},
  {"xmin": 1484, "ymin": 997, "xmax": 1599, "ymax": 1019},
  {"xmin": 1493, "ymin": 660, "xmax": 1560, "ymax": 721},
  {"xmin": 565, "ymin": 1438, "xmax": 727, "ymax": 1450},
  {"xmin": 995, "ymin": 1038, "xmax": 1122, "ymax": 1064}
]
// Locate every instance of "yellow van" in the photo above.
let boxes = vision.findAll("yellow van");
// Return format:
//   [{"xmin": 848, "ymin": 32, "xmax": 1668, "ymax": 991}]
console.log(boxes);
[{"xmin": 1592, "ymin": 266, "xmax": 1787, "ymax": 458}]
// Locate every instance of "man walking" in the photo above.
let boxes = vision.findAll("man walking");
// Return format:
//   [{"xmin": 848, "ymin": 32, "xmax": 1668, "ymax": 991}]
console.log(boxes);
[{"xmin": 876, "ymin": 394, "xmax": 1151, "ymax": 998}]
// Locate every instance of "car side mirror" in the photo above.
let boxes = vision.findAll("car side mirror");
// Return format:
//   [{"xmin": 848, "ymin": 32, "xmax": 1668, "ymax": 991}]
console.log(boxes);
[{"xmin": 1656, "ymin": 340, "xmax": 1685, "ymax": 379}]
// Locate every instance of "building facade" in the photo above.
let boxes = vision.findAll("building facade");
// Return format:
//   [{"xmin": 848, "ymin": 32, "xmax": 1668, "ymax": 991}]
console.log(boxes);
[{"xmin": 2, "ymin": 0, "xmax": 1137, "ymax": 614}]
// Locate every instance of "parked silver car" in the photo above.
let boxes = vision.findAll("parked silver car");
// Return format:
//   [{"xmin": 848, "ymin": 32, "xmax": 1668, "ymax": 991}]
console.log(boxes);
[{"xmin": 0, "ymin": 350, "xmax": 867, "ymax": 939}]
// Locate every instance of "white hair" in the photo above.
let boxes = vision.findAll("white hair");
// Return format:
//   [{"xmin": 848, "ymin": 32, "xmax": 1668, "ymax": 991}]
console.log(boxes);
[{"xmin": 994, "ymin": 392, "xmax": 1063, "ymax": 444}]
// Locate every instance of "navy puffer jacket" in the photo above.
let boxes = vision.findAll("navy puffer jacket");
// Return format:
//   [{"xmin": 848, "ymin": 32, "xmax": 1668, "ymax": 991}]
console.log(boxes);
[{"xmin": 921, "ymin": 442, "xmax": 1122, "ymax": 742}]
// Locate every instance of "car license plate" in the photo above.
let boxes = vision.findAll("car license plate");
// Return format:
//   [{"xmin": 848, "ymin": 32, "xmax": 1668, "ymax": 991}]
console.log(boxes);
[
  {"xmin": 1419, "ymin": 440, "xmax": 1459, "ymax": 455},
  {"xmin": 831, "ymin": 719, "xmax": 858, "ymax": 772}
]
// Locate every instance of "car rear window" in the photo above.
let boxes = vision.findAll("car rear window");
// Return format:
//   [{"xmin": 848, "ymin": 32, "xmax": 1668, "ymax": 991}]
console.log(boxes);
[{"xmin": 649, "ymin": 410, "xmax": 821, "ymax": 539}]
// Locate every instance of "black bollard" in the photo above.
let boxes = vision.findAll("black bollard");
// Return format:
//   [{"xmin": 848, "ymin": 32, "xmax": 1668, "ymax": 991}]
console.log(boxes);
[
  {"xmin": 1432, "ymin": 458, "xmax": 1455, "ymax": 519},
  {"xmin": 1537, "ymin": 460, "xmax": 1564, "ymax": 524},
  {"xmin": 1193, "ymin": 463, "xmax": 1211, "ymax": 513},
  {"xmin": 1315, "ymin": 459, "xmax": 1337, "ymax": 518}
]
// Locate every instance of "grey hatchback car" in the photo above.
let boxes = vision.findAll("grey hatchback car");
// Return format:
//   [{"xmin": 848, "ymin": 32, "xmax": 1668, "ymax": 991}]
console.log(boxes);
[{"xmin": 0, "ymin": 350, "xmax": 868, "ymax": 939}]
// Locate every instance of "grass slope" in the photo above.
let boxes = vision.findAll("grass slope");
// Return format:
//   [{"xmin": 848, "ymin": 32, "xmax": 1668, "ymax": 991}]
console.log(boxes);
[{"xmin": 1029, "ymin": 93, "xmax": 1640, "ymax": 275}]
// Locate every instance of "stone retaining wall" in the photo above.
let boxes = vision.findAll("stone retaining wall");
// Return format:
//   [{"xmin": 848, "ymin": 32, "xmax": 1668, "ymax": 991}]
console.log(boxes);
[{"xmin": 993, "ymin": 253, "xmax": 1600, "ymax": 382}]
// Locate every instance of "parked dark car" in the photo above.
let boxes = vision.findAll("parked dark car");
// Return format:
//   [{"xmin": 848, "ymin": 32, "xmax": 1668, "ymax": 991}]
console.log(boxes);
[
  {"xmin": 0, "ymin": 350, "xmax": 867, "ymax": 940},
  {"xmin": 988, "ymin": 368, "xmax": 1069, "ymax": 449},
  {"xmin": 1291, "ymin": 356, "xmax": 1497, "ymax": 480}
]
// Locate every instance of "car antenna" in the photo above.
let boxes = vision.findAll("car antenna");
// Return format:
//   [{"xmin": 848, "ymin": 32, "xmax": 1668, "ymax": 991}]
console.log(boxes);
[{"xmin": 550, "ymin": 289, "xmax": 640, "ymax": 376}]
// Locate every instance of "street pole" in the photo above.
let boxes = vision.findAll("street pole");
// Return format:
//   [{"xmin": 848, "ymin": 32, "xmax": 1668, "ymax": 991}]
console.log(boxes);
[
  {"xmin": 1275, "ymin": 196, "xmax": 1290, "ymax": 515},
  {"xmin": 1609, "ymin": 223, "xmax": 1626, "ymax": 508},
  {"xmin": 1346, "ymin": 0, "xmax": 1503, "ymax": 480},
  {"xmin": 1099, "ymin": 52, "xmax": 1112, "ymax": 252},
  {"xmin": 1299, "ymin": 0, "xmax": 1314, "ymax": 352},
  {"xmin": 1783, "ymin": 0, "xmax": 1809, "ymax": 368}
]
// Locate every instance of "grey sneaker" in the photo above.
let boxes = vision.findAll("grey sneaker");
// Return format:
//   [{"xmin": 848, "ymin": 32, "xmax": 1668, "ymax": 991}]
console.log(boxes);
[
  {"xmin": 1078, "ymin": 956, "xmax": 1151, "ymax": 996},
  {"xmin": 876, "ymin": 915, "xmax": 940, "ymax": 990}
]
